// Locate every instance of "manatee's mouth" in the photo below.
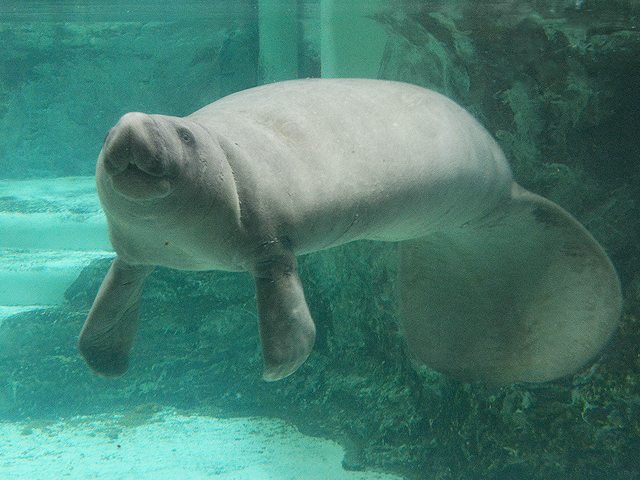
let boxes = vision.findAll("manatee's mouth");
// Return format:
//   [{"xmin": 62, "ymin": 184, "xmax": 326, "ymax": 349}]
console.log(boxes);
[{"xmin": 110, "ymin": 162, "xmax": 172, "ymax": 200}]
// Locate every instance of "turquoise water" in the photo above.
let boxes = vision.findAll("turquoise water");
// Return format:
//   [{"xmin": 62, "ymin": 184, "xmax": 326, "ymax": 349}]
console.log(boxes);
[{"xmin": 1, "ymin": 1, "xmax": 639, "ymax": 478}]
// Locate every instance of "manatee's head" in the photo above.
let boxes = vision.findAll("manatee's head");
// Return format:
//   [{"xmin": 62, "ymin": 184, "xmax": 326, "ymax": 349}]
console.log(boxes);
[
  {"xmin": 98, "ymin": 112, "xmax": 200, "ymax": 201},
  {"xmin": 95, "ymin": 111, "xmax": 240, "ymax": 267},
  {"xmin": 96, "ymin": 111, "xmax": 238, "ymax": 221}
]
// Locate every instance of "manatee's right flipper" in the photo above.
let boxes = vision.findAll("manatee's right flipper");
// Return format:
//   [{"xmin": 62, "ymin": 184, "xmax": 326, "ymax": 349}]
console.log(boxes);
[
  {"xmin": 400, "ymin": 184, "xmax": 622, "ymax": 384},
  {"xmin": 78, "ymin": 256, "xmax": 152, "ymax": 377},
  {"xmin": 253, "ymin": 250, "xmax": 316, "ymax": 382}
]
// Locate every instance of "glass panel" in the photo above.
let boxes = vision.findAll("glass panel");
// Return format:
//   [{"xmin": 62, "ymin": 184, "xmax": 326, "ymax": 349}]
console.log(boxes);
[{"xmin": 0, "ymin": 1, "xmax": 638, "ymax": 478}]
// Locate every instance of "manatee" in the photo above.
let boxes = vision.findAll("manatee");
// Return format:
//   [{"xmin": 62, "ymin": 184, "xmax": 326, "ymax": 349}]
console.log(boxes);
[{"xmin": 78, "ymin": 78, "xmax": 621, "ymax": 384}]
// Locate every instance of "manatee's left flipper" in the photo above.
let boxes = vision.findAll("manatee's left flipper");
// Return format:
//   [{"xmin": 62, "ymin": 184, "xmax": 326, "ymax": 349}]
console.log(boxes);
[
  {"xmin": 400, "ymin": 183, "xmax": 622, "ymax": 384},
  {"xmin": 253, "ymin": 249, "xmax": 316, "ymax": 381},
  {"xmin": 78, "ymin": 256, "xmax": 153, "ymax": 377}
]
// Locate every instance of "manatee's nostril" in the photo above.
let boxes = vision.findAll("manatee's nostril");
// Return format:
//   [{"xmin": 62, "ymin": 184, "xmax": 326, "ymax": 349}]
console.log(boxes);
[
  {"xmin": 100, "ymin": 149, "xmax": 128, "ymax": 177},
  {"xmin": 124, "ymin": 163, "xmax": 139, "ymax": 173},
  {"xmin": 131, "ymin": 147, "xmax": 165, "ymax": 177}
]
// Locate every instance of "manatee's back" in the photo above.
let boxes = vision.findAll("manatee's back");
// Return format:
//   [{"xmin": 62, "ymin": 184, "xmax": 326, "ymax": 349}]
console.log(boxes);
[{"xmin": 190, "ymin": 79, "xmax": 515, "ymax": 250}]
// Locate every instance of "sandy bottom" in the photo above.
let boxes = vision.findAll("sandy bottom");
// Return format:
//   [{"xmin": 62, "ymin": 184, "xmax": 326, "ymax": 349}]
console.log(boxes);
[{"xmin": 0, "ymin": 408, "xmax": 402, "ymax": 480}]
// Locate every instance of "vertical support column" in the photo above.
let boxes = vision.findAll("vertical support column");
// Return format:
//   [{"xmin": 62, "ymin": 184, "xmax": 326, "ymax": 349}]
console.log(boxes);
[
  {"xmin": 258, "ymin": 0, "xmax": 300, "ymax": 82},
  {"xmin": 320, "ymin": 0, "xmax": 387, "ymax": 78}
]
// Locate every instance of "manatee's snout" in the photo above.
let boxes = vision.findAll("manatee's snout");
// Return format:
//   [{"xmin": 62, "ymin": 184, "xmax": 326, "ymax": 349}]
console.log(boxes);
[
  {"xmin": 99, "ymin": 112, "xmax": 172, "ymax": 200},
  {"xmin": 102, "ymin": 112, "xmax": 167, "ymax": 176}
]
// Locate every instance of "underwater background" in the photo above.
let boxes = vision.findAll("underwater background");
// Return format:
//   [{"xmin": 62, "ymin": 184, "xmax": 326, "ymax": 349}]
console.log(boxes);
[{"xmin": 1, "ymin": 0, "xmax": 639, "ymax": 478}]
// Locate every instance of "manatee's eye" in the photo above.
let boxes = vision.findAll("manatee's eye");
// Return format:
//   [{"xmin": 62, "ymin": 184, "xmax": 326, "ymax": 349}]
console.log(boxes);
[{"xmin": 177, "ymin": 128, "xmax": 193, "ymax": 144}]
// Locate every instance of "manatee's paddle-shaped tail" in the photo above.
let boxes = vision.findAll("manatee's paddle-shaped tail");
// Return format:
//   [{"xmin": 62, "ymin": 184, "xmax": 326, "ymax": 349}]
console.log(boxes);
[
  {"xmin": 79, "ymin": 256, "xmax": 153, "ymax": 377},
  {"xmin": 253, "ymin": 249, "xmax": 316, "ymax": 381},
  {"xmin": 400, "ymin": 183, "xmax": 621, "ymax": 384}
]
